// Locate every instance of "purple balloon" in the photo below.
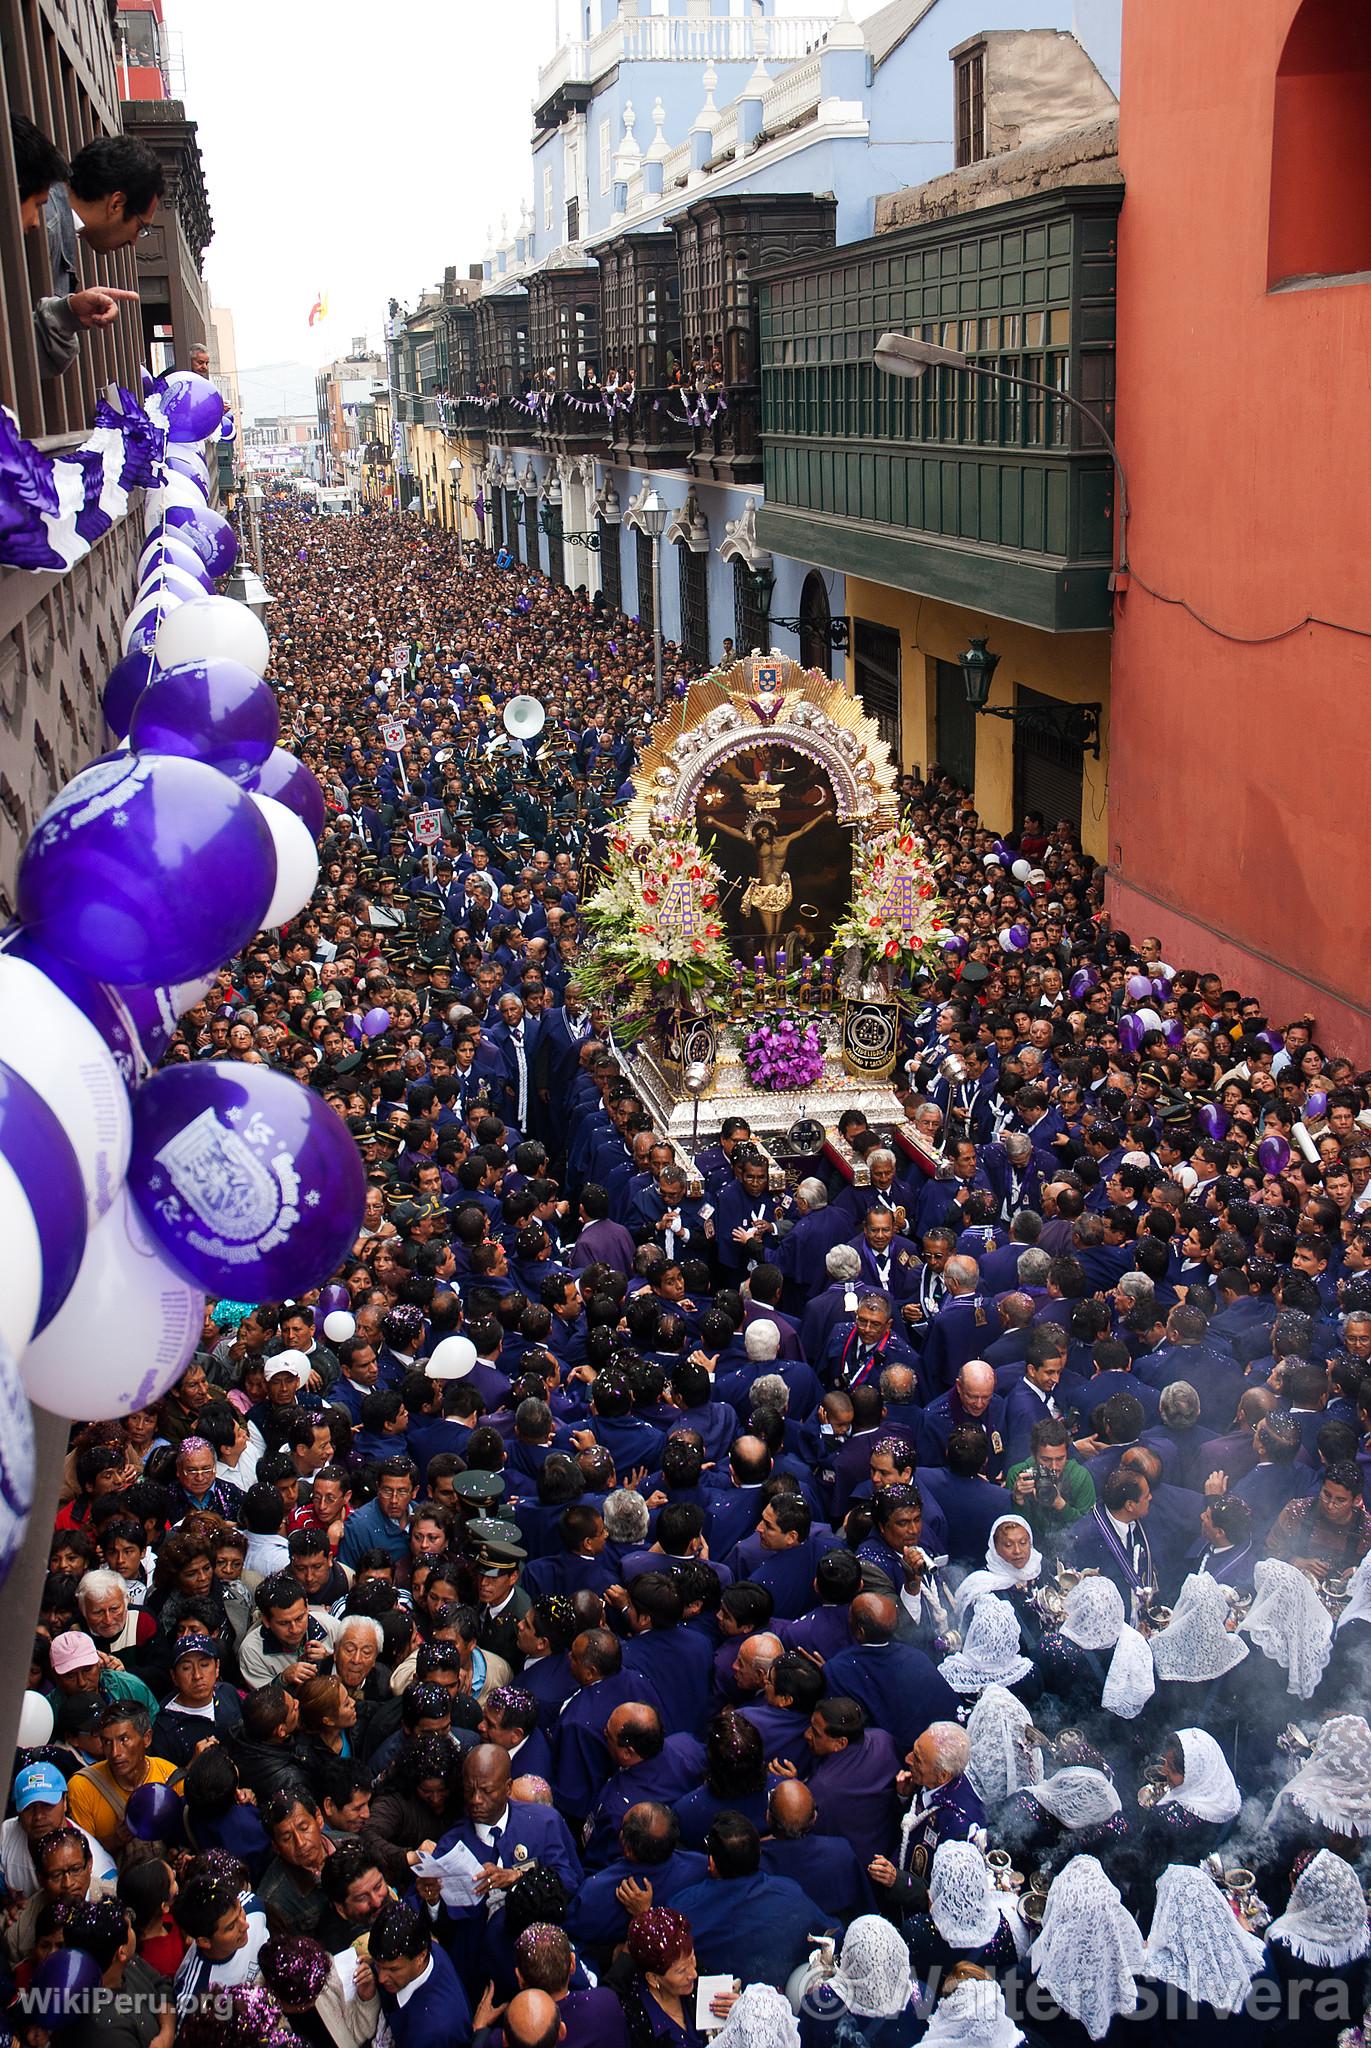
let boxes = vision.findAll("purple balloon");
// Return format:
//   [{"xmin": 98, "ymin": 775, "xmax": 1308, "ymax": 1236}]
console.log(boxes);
[
  {"xmin": 1069, "ymin": 967, "xmax": 1098, "ymax": 1000},
  {"xmin": 319, "ymin": 1282, "xmax": 350, "ymax": 1315},
  {"xmin": 163, "ymin": 502, "xmax": 237, "ymax": 578},
  {"xmin": 1117, "ymin": 1015, "xmax": 1144, "ymax": 1055},
  {"xmin": 129, "ymin": 659, "xmax": 279, "ymax": 779},
  {"xmin": 127, "ymin": 1063, "xmax": 366, "ymax": 1298},
  {"xmin": 167, "ymin": 447, "xmax": 210, "ymax": 487},
  {"xmin": 1258, "ymin": 1135, "xmax": 1291, "ymax": 1176},
  {"xmin": 34, "ymin": 1945, "xmax": 104, "ymax": 2017},
  {"xmin": 343, "ymin": 1017, "xmax": 363, "ymax": 1044},
  {"xmin": 0, "ymin": 1057, "xmax": 86, "ymax": 1333},
  {"xmin": 1164, "ymin": 1019, "xmax": 1185, "ymax": 1047},
  {"xmin": 125, "ymin": 1779, "xmax": 184, "ymax": 1842},
  {"xmin": 1126, "ymin": 974, "xmax": 1152, "ymax": 1001},
  {"xmin": 362, "ymin": 1007, "xmax": 391, "ymax": 1038},
  {"xmin": 1151, "ymin": 976, "xmax": 1172, "ymax": 1001},
  {"xmin": 1008, "ymin": 924, "xmax": 1029, "ymax": 950},
  {"xmin": 102, "ymin": 646, "xmax": 160, "ymax": 739},
  {"xmin": 16, "ymin": 755, "xmax": 275, "ymax": 987},
  {"xmin": 940, "ymin": 933, "xmax": 968, "ymax": 958},
  {"xmin": 122, "ymin": 612, "xmax": 162, "ymax": 656},
  {"xmin": 139, "ymin": 533, "xmax": 214, "ymax": 590},
  {"xmin": 247, "ymin": 748, "xmax": 326, "ymax": 841},
  {"xmin": 218, "ymin": 409, "xmax": 236, "ymax": 441},
  {"xmin": 297, "ymin": 548, "xmax": 308, "ymax": 562},
  {"xmin": 158, "ymin": 370, "xmax": 226, "ymax": 444},
  {"xmin": 1197, "ymin": 1103, "xmax": 1229, "ymax": 1141},
  {"xmin": 1305, "ymin": 1089, "xmax": 1328, "ymax": 1119}
]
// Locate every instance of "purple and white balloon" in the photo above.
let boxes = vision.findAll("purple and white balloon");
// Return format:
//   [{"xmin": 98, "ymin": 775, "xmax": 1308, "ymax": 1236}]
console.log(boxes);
[
  {"xmin": 0, "ymin": 954, "xmax": 131, "ymax": 1226},
  {"xmin": 128, "ymin": 659, "xmax": 279, "ymax": 778},
  {"xmin": 102, "ymin": 646, "xmax": 160, "ymax": 739},
  {"xmin": 18, "ymin": 1188, "xmax": 204, "ymax": 1419},
  {"xmin": 126, "ymin": 1062, "xmax": 366, "ymax": 1299},
  {"xmin": 246, "ymin": 748, "xmax": 326, "ymax": 840},
  {"xmin": 16, "ymin": 754, "xmax": 275, "ymax": 987},
  {"xmin": 157, "ymin": 370, "xmax": 226, "ymax": 444},
  {"xmin": 0, "ymin": 1057, "xmax": 86, "ymax": 1338},
  {"xmin": 161, "ymin": 503, "xmax": 237, "ymax": 578}
]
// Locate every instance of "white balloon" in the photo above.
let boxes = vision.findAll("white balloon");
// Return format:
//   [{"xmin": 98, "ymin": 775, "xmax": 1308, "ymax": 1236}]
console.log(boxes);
[
  {"xmin": 20, "ymin": 1189, "xmax": 204, "ymax": 1419},
  {"xmin": 154, "ymin": 595, "xmax": 270, "ymax": 678},
  {"xmin": 140, "ymin": 532, "xmax": 209, "ymax": 581},
  {"xmin": 0, "ymin": 956, "xmax": 132, "ymax": 1226},
  {"xmin": 322, "ymin": 1310, "xmax": 356, "ymax": 1344},
  {"xmin": 250, "ymin": 793, "xmax": 320, "ymax": 928},
  {"xmin": 1011, "ymin": 859, "xmax": 1033, "ymax": 882},
  {"xmin": 0, "ymin": 1333, "xmax": 33, "ymax": 1592},
  {"xmin": 427, "ymin": 1334, "xmax": 477, "ymax": 1380},
  {"xmin": 0, "ymin": 1154, "xmax": 43, "ymax": 1355},
  {"xmin": 17, "ymin": 1692, "xmax": 53, "ymax": 1749},
  {"xmin": 172, "ymin": 975, "xmax": 218, "ymax": 1017},
  {"xmin": 120, "ymin": 589, "xmax": 183, "ymax": 656},
  {"xmin": 160, "ymin": 470, "xmax": 207, "ymax": 511}
]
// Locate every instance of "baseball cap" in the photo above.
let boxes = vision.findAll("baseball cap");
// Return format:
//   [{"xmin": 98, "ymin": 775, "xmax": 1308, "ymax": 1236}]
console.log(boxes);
[
  {"xmin": 14, "ymin": 1762, "xmax": 66, "ymax": 1810},
  {"xmin": 171, "ymin": 1633, "xmax": 220, "ymax": 1664},
  {"xmin": 49, "ymin": 1631, "xmax": 100, "ymax": 1676},
  {"xmin": 264, "ymin": 1351, "xmax": 312, "ymax": 1383}
]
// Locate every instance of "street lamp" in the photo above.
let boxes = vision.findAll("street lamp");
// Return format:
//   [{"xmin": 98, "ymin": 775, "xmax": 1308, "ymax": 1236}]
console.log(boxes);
[
  {"xmin": 448, "ymin": 456, "xmax": 463, "ymax": 561},
  {"xmin": 957, "ymin": 632, "xmax": 1102, "ymax": 757},
  {"xmin": 225, "ymin": 480, "xmax": 274, "ymax": 623},
  {"xmin": 637, "ymin": 485, "xmax": 669, "ymax": 707},
  {"xmin": 872, "ymin": 331, "xmax": 1130, "ymax": 578}
]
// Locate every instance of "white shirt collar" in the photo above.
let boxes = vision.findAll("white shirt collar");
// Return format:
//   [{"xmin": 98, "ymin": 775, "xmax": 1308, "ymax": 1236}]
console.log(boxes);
[{"xmin": 394, "ymin": 1955, "xmax": 435, "ymax": 2008}]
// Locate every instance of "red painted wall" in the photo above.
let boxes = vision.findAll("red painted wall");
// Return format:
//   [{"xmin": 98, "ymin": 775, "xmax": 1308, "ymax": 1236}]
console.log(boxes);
[{"xmin": 1109, "ymin": 0, "xmax": 1371, "ymax": 1057}]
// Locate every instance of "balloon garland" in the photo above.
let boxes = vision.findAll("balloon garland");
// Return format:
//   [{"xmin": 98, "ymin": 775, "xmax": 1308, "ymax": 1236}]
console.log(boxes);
[{"xmin": 0, "ymin": 367, "xmax": 361, "ymax": 1592}]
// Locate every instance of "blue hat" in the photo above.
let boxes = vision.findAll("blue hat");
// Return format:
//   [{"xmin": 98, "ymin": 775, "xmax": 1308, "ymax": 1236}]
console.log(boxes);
[{"xmin": 14, "ymin": 1761, "xmax": 66, "ymax": 1810}]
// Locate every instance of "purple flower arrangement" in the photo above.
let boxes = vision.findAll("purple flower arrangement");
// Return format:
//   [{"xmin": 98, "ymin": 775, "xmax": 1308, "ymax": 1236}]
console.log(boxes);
[{"xmin": 743, "ymin": 1015, "xmax": 824, "ymax": 1092}]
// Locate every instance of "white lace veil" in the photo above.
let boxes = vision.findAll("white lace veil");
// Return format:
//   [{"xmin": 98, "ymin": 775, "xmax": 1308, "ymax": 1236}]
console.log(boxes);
[
  {"xmin": 1149, "ymin": 1572, "xmax": 1249, "ymax": 1682},
  {"xmin": 930, "ymin": 1841, "xmax": 1002, "ymax": 1949},
  {"xmin": 1060, "ymin": 1577, "xmax": 1124, "ymax": 1650},
  {"xmin": 712, "ymin": 1985, "xmax": 801, "ymax": 2048},
  {"xmin": 1026, "ymin": 1766, "xmax": 1121, "ymax": 1829},
  {"xmin": 1266, "ymin": 1848, "xmax": 1371, "ymax": 1968},
  {"xmin": 965, "ymin": 1684, "xmax": 1043, "ymax": 1808},
  {"xmin": 831, "ymin": 1914, "xmax": 917, "ymax": 2019},
  {"xmin": 1268, "ymin": 1712, "xmax": 1371, "ymax": 1837},
  {"xmin": 1157, "ymin": 1727, "xmax": 1241, "ymax": 1824},
  {"xmin": 1336, "ymin": 1551, "xmax": 1371, "ymax": 1634},
  {"xmin": 1239, "ymin": 1557, "xmax": 1333, "ymax": 1698},
  {"xmin": 1144, "ymin": 1864, "xmax": 1268, "ymax": 2013},
  {"xmin": 1101, "ymin": 1622, "xmax": 1156, "ymax": 1720},
  {"xmin": 1029, "ymin": 1854, "xmax": 1145, "ymax": 2041},
  {"xmin": 940, "ymin": 1594, "xmax": 1033, "ymax": 1693},
  {"xmin": 918, "ymin": 1977, "xmax": 1024, "ymax": 2048}
]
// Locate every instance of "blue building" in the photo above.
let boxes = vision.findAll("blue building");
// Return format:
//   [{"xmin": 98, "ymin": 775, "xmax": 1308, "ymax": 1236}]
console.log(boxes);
[{"xmin": 394, "ymin": 0, "xmax": 1120, "ymax": 710}]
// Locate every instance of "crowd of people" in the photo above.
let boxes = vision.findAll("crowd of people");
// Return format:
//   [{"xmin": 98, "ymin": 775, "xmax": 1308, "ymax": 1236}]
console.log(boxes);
[{"xmin": 13, "ymin": 492, "xmax": 1371, "ymax": 2048}]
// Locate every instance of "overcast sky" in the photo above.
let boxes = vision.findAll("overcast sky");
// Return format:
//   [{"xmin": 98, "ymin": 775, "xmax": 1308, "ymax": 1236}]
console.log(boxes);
[{"xmin": 167, "ymin": 0, "xmax": 883, "ymax": 417}]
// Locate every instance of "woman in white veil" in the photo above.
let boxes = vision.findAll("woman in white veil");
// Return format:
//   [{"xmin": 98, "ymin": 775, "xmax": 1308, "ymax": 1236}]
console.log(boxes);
[
  {"xmin": 904, "ymin": 1840, "xmax": 1023, "ymax": 1989},
  {"xmin": 1264, "ymin": 1848, "xmax": 1371, "ymax": 2046},
  {"xmin": 1151, "ymin": 1727, "xmax": 1242, "ymax": 1845},
  {"xmin": 1028, "ymin": 1853, "xmax": 1144, "ymax": 2041},
  {"xmin": 713, "ymin": 1985, "xmax": 801, "ymax": 2048},
  {"xmin": 954, "ymin": 1517, "xmax": 1043, "ymax": 1616},
  {"xmin": 1142, "ymin": 1863, "xmax": 1269, "ymax": 2017},
  {"xmin": 798, "ymin": 1913, "xmax": 919, "ymax": 2046},
  {"xmin": 964, "ymin": 1685, "xmax": 1044, "ymax": 1811},
  {"xmin": 916, "ymin": 1967, "xmax": 1023, "ymax": 2048},
  {"xmin": 1238, "ymin": 1557, "xmax": 1333, "ymax": 1699},
  {"xmin": 1038, "ymin": 1575, "xmax": 1155, "ymax": 1724},
  {"xmin": 1267, "ymin": 1712, "xmax": 1371, "ymax": 1845},
  {"xmin": 999, "ymin": 1764, "xmax": 1134, "ymax": 1894},
  {"xmin": 939, "ymin": 1596, "xmax": 1039, "ymax": 1706}
]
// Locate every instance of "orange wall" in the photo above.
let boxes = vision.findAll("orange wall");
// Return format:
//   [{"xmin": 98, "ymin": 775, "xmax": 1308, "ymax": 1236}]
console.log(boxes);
[{"xmin": 1109, "ymin": 0, "xmax": 1371, "ymax": 1056}]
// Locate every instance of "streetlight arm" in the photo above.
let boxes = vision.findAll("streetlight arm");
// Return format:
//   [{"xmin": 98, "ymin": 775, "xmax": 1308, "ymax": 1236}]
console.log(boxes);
[
  {"xmin": 966, "ymin": 362, "xmax": 1129, "ymax": 574},
  {"xmin": 874, "ymin": 332, "xmax": 1128, "ymax": 575}
]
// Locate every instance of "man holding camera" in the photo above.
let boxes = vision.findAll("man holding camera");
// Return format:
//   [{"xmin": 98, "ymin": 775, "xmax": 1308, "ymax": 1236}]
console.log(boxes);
[{"xmin": 1005, "ymin": 1417, "xmax": 1095, "ymax": 1551}]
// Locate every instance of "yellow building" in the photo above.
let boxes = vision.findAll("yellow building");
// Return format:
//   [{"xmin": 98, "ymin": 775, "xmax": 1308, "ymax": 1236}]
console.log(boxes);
[{"xmin": 842, "ymin": 585, "xmax": 1111, "ymax": 864}]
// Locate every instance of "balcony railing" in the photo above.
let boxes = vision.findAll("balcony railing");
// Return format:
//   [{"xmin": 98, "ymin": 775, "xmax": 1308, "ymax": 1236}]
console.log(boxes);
[
  {"xmin": 536, "ymin": 11, "xmax": 837, "ymax": 109},
  {"xmin": 761, "ymin": 55, "xmax": 823, "ymax": 135}
]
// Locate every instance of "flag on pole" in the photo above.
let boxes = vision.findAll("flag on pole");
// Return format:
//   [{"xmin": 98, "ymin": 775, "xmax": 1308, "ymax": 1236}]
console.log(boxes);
[{"xmin": 308, "ymin": 291, "xmax": 330, "ymax": 328}]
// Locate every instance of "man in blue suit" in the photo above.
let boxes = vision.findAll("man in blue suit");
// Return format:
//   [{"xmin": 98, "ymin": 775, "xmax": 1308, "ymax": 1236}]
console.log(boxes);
[
  {"xmin": 433, "ymin": 1742, "xmax": 583, "ymax": 1897},
  {"xmin": 568, "ymin": 1800, "xmax": 709, "ymax": 1955},
  {"xmin": 672, "ymin": 1812, "xmax": 833, "ymax": 1986},
  {"xmin": 366, "ymin": 1901, "xmax": 472, "ymax": 2048},
  {"xmin": 917, "ymin": 1360, "xmax": 1007, "ymax": 1477},
  {"xmin": 824, "ymin": 1593, "xmax": 959, "ymax": 1752}
]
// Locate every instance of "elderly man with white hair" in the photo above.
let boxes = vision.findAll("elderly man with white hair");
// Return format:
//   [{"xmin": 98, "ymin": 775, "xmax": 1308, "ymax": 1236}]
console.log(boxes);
[
  {"xmin": 76, "ymin": 1569, "xmax": 156, "ymax": 1669},
  {"xmin": 868, "ymin": 1718, "xmax": 984, "ymax": 1912},
  {"xmin": 774, "ymin": 1173, "xmax": 853, "ymax": 1314},
  {"xmin": 800, "ymin": 1241, "xmax": 868, "ymax": 1363}
]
